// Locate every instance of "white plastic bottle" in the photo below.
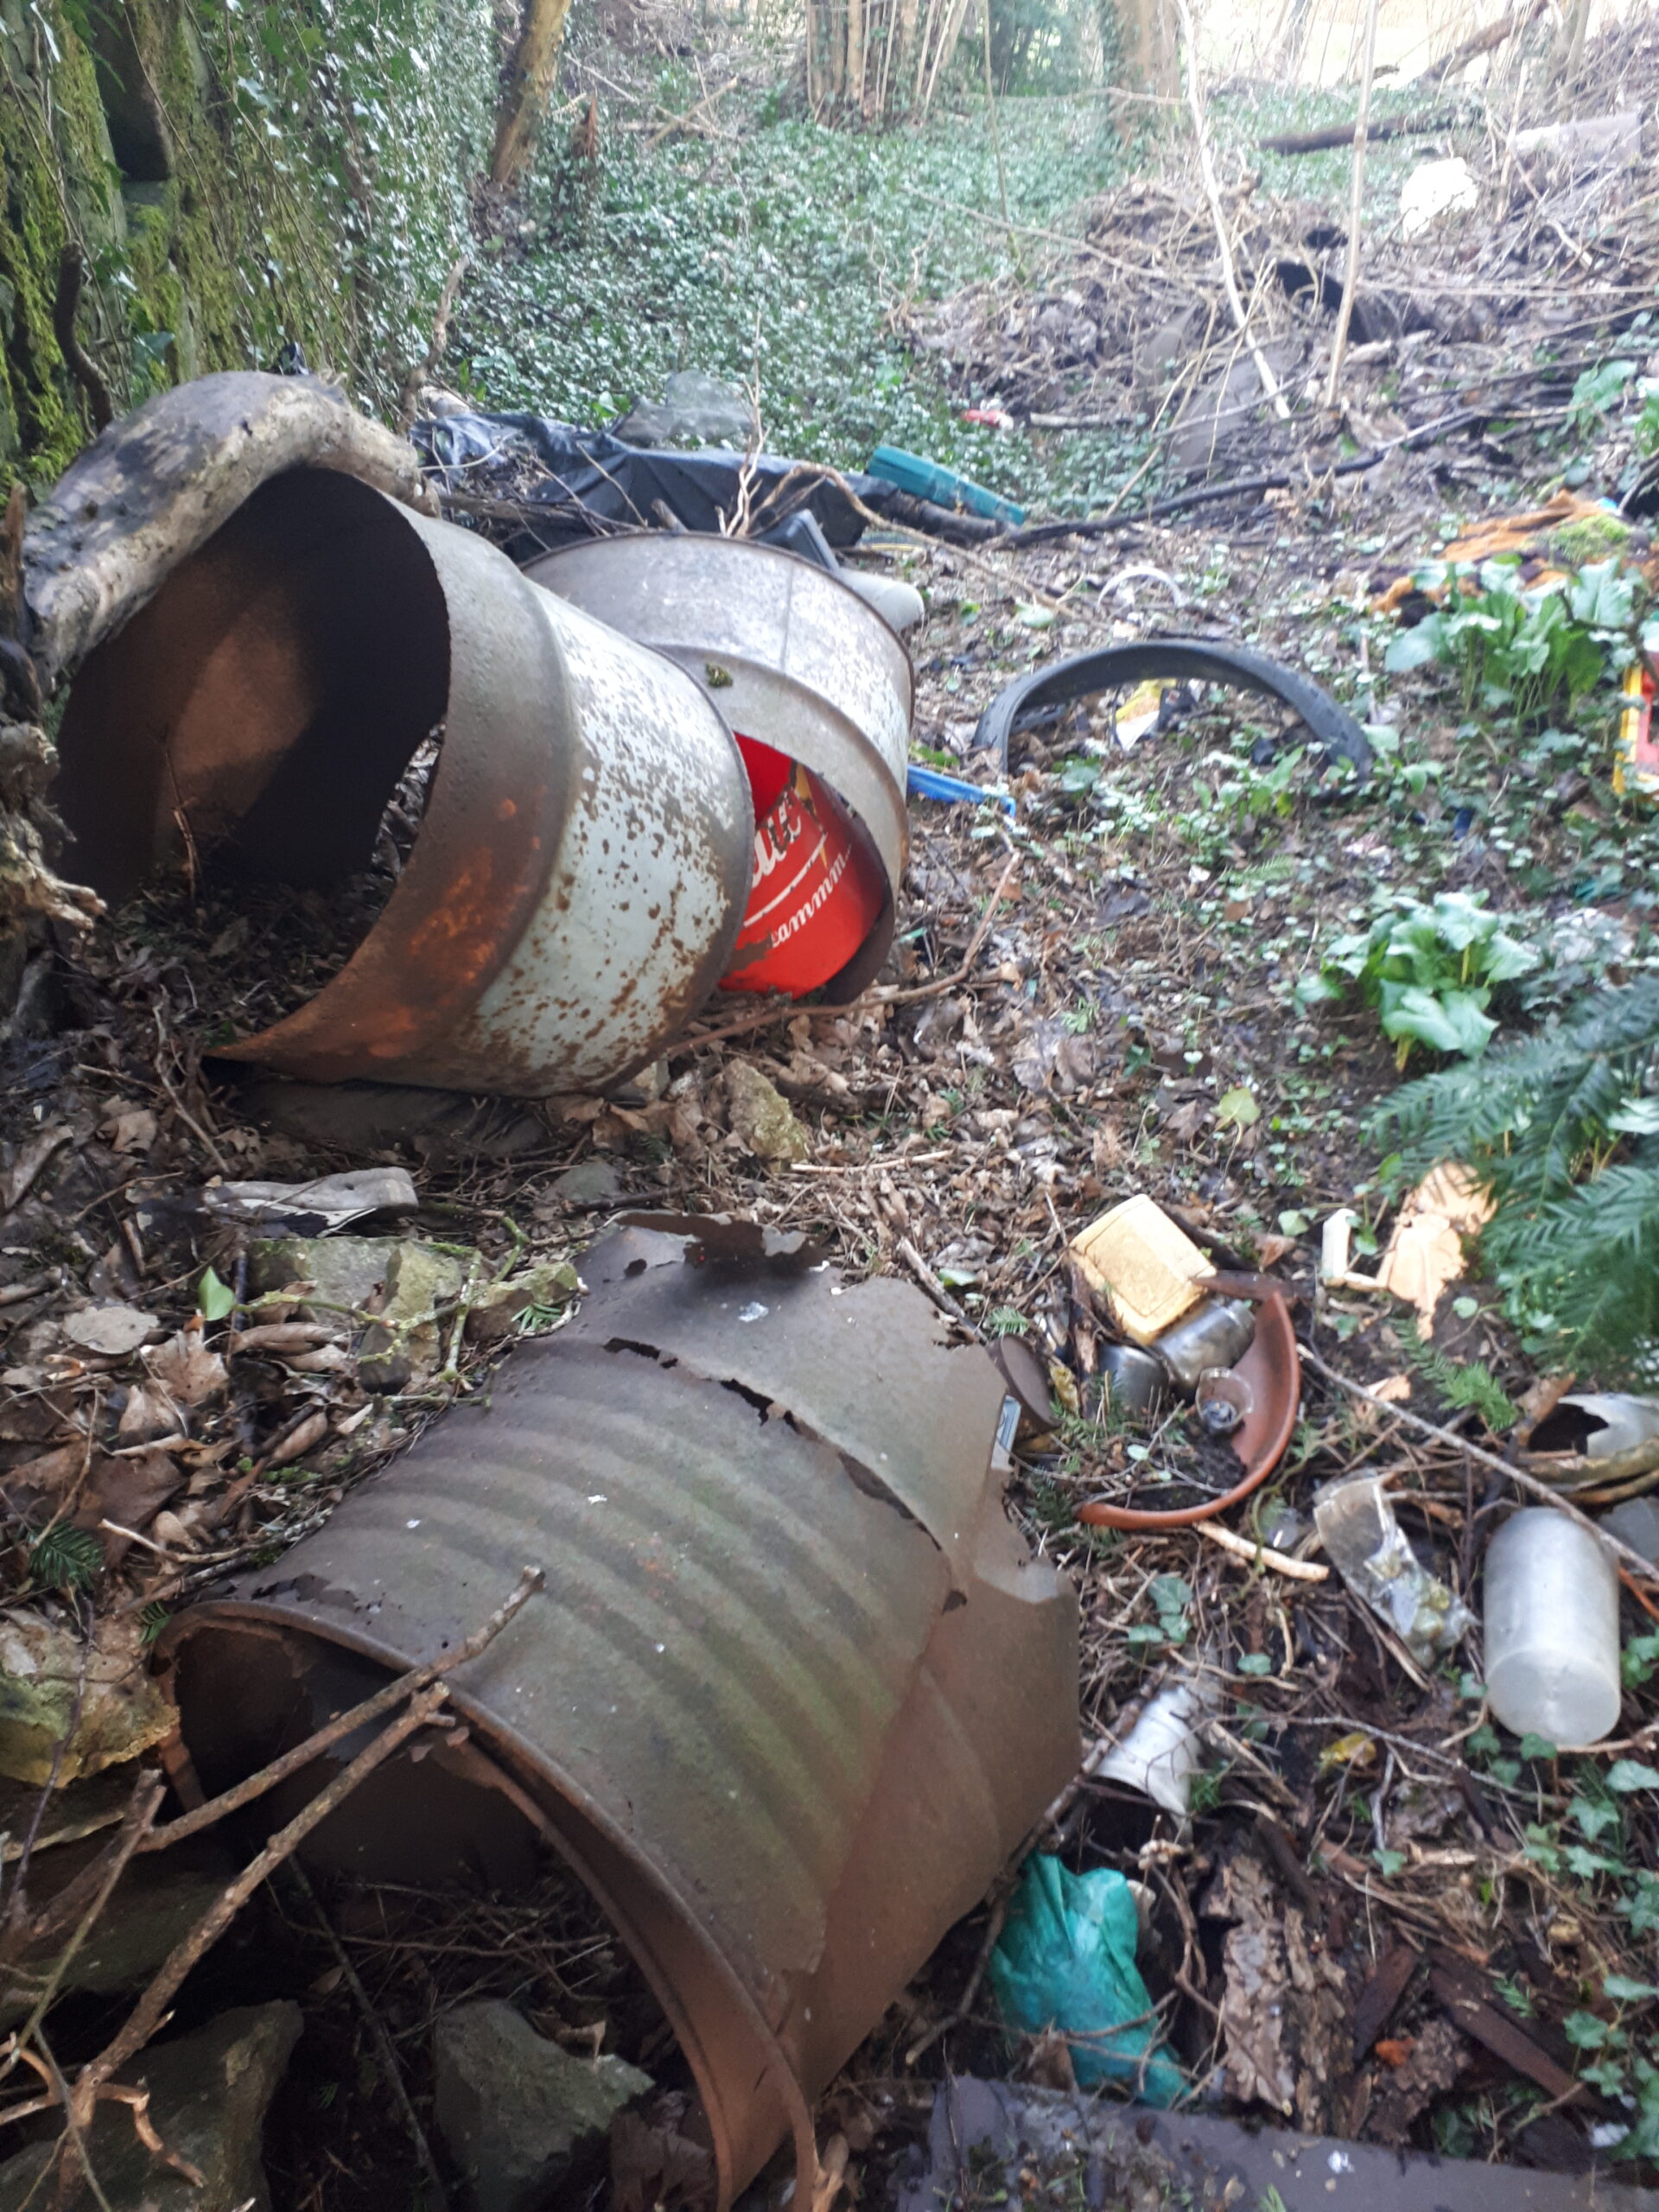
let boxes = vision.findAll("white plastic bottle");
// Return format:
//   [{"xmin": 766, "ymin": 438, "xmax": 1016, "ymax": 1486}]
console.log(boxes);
[{"xmin": 1484, "ymin": 1510, "xmax": 1622, "ymax": 1748}]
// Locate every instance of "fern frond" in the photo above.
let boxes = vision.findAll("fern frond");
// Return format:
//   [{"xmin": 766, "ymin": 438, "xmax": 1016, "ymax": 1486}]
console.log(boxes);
[{"xmin": 1370, "ymin": 978, "xmax": 1659, "ymax": 1377}]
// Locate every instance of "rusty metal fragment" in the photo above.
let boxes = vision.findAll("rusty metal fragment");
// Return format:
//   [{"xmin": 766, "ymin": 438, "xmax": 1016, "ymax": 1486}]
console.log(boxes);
[{"xmin": 165, "ymin": 1221, "xmax": 1079, "ymax": 2209}]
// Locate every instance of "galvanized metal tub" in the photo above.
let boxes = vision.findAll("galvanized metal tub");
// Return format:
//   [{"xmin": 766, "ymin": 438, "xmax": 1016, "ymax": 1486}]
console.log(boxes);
[
  {"xmin": 164, "ymin": 1222, "xmax": 1079, "ymax": 2206},
  {"xmin": 53, "ymin": 468, "xmax": 753, "ymax": 1094},
  {"xmin": 526, "ymin": 535, "xmax": 913, "ymax": 1000}
]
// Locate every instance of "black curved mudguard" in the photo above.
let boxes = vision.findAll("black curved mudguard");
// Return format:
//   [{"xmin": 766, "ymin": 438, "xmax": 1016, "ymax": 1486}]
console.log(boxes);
[{"xmin": 972, "ymin": 636, "xmax": 1373, "ymax": 779}]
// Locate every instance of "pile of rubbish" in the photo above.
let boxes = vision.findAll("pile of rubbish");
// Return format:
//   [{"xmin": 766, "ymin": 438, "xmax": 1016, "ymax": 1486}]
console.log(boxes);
[{"xmin": 9, "ymin": 356, "xmax": 1659, "ymax": 2212}]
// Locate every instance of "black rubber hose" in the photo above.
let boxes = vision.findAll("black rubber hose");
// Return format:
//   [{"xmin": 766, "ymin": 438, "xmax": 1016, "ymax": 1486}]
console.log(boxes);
[{"xmin": 972, "ymin": 636, "xmax": 1373, "ymax": 779}]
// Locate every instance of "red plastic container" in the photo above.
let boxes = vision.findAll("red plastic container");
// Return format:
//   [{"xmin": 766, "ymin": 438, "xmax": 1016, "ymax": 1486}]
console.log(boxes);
[{"xmin": 721, "ymin": 735, "xmax": 887, "ymax": 997}]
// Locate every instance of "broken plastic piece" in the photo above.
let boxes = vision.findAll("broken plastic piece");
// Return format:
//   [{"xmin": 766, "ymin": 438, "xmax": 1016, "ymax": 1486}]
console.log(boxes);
[
  {"xmin": 988, "ymin": 1855, "xmax": 1184, "ymax": 2104},
  {"xmin": 1399, "ymin": 156, "xmax": 1478, "ymax": 238},
  {"xmin": 906, "ymin": 764, "xmax": 1017, "ymax": 816},
  {"xmin": 200, "ymin": 1168, "xmax": 418, "ymax": 1233},
  {"xmin": 1314, "ymin": 1475, "xmax": 1473, "ymax": 1667},
  {"xmin": 1484, "ymin": 1509, "xmax": 1621, "ymax": 1748},
  {"xmin": 1319, "ymin": 1207, "xmax": 1382, "ymax": 1293},
  {"xmin": 865, "ymin": 445, "xmax": 1027, "ymax": 526},
  {"xmin": 1096, "ymin": 1675, "xmax": 1213, "ymax": 1816},
  {"xmin": 1112, "ymin": 678, "xmax": 1168, "ymax": 751},
  {"xmin": 1614, "ymin": 655, "xmax": 1658, "ymax": 804},
  {"xmin": 1373, "ymin": 1164, "xmax": 1493, "ymax": 1326},
  {"xmin": 1527, "ymin": 1392, "xmax": 1659, "ymax": 1460}
]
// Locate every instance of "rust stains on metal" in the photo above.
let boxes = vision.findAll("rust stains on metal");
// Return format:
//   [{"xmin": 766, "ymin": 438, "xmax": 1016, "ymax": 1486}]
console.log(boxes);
[
  {"xmin": 165, "ymin": 1221, "xmax": 1079, "ymax": 2209},
  {"xmin": 52, "ymin": 468, "xmax": 753, "ymax": 1096},
  {"xmin": 528, "ymin": 534, "xmax": 913, "ymax": 1001}
]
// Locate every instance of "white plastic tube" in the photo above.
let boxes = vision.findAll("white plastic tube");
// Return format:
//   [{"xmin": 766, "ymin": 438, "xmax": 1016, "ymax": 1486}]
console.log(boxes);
[{"xmin": 1484, "ymin": 1510, "xmax": 1622, "ymax": 1748}]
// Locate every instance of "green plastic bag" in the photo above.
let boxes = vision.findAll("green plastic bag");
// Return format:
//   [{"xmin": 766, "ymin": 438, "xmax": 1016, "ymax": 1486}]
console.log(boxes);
[{"xmin": 988, "ymin": 1854, "xmax": 1184, "ymax": 2106}]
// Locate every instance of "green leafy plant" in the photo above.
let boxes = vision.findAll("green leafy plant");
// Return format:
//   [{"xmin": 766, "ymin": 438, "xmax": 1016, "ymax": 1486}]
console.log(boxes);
[
  {"xmin": 1384, "ymin": 557, "xmax": 1636, "ymax": 728},
  {"xmin": 1568, "ymin": 357, "xmax": 1638, "ymax": 436},
  {"xmin": 1126, "ymin": 1573, "xmax": 1192, "ymax": 1649},
  {"xmin": 1399, "ymin": 1317, "xmax": 1517, "ymax": 1432},
  {"xmin": 29, "ymin": 1522, "xmax": 105, "ymax": 1592},
  {"xmin": 1300, "ymin": 892, "xmax": 1539, "ymax": 1068},
  {"xmin": 1638, "ymin": 386, "xmax": 1659, "ymax": 458},
  {"xmin": 1374, "ymin": 974, "xmax": 1659, "ymax": 1375}
]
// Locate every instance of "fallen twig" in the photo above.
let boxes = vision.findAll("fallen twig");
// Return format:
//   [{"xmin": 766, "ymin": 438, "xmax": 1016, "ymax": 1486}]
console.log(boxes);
[
  {"xmin": 1325, "ymin": 0, "xmax": 1383, "ymax": 408},
  {"xmin": 1419, "ymin": 0, "xmax": 1547, "ymax": 85},
  {"xmin": 1197, "ymin": 1521, "xmax": 1330, "ymax": 1581},
  {"xmin": 646, "ymin": 73, "xmax": 739, "ymax": 147},
  {"xmin": 1258, "ymin": 111, "xmax": 1448, "ymax": 155},
  {"xmin": 1173, "ymin": 0, "xmax": 1289, "ymax": 423},
  {"xmin": 1007, "ymin": 403, "xmax": 1493, "ymax": 544},
  {"xmin": 0, "ymin": 1772, "xmax": 166, "ymax": 2092},
  {"xmin": 59, "ymin": 1680, "xmax": 451, "ymax": 2169},
  {"xmin": 894, "ymin": 1235, "xmax": 976, "ymax": 1332}
]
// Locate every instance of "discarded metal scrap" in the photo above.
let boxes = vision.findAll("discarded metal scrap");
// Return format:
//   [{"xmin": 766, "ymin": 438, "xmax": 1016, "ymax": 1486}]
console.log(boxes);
[
  {"xmin": 162, "ymin": 1217, "xmax": 1080, "ymax": 2211},
  {"xmin": 528, "ymin": 531, "xmax": 912, "ymax": 1000},
  {"xmin": 43, "ymin": 374, "xmax": 914, "ymax": 1092},
  {"xmin": 51, "ymin": 453, "xmax": 753, "ymax": 1094}
]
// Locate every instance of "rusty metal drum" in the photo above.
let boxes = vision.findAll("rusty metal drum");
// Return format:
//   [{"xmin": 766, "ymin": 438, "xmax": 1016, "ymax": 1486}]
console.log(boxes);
[
  {"xmin": 163, "ymin": 1221, "xmax": 1080, "ymax": 2209},
  {"xmin": 52, "ymin": 468, "xmax": 753, "ymax": 1094},
  {"xmin": 527, "ymin": 534, "xmax": 912, "ymax": 1001}
]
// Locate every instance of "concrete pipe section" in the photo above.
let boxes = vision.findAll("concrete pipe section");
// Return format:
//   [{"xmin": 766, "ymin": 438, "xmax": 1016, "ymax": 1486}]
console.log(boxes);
[
  {"xmin": 528, "ymin": 535, "xmax": 912, "ymax": 1001},
  {"xmin": 162, "ymin": 1218, "xmax": 1080, "ymax": 2209},
  {"xmin": 51, "ymin": 466, "xmax": 753, "ymax": 1094}
]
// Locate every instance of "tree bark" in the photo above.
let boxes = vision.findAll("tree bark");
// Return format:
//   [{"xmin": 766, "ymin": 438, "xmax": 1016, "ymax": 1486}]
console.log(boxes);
[{"xmin": 491, "ymin": 0, "xmax": 575, "ymax": 189}]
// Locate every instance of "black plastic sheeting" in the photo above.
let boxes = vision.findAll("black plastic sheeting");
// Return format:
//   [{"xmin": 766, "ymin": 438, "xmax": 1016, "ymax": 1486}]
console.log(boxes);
[{"xmin": 414, "ymin": 410, "xmax": 893, "ymax": 563}]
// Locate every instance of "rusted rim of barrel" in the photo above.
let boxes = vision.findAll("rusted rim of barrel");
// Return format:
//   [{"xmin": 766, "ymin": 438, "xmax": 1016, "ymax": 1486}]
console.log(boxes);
[
  {"xmin": 167, "ymin": 1591, "xmax": 817, "ymax": 2209},
  {"xmin": 526, "ymin": 532, "xmax": 912, "ymax": 896},
  {"xmin": 55, "ymin": 470, "xmax": 571, "ymax": 1079}
]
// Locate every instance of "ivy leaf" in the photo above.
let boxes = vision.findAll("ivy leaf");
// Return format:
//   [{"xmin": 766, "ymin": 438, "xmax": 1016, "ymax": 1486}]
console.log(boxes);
[
  {"xmin": 1606, "ymin": 1760, "xmax": 1659, "ymax": 1793},
  {"xmin": 1572, "ymin": 1796, "xmax": 1621, "ymax": 1841},
  {"xmin": 1564, "ymin": 1843, "xmax": 1622, "ymax": 1878},
  {"xmin": 1605, "ymin": 1974, "xmax": 1659, "ymax": 2003},
  {"xmin": 197, "ymin": 1266, "xmax": 237, "ymax": 1323},
  {"xmin": 1564, "ymin": 2009, "xmax": 1612, "ymax": 2049}
]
